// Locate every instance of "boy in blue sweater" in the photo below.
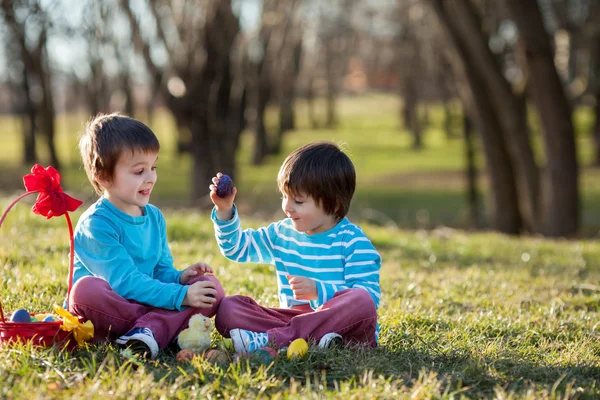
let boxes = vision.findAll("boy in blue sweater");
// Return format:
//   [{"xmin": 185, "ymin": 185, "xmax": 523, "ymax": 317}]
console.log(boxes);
[
  {"xmin": 210, "ymin": 142, "xmax": 381, "ymax": 353},
  {"xmin": 70, "ymin": 113, "xmax": 224, "ymax": 359}
]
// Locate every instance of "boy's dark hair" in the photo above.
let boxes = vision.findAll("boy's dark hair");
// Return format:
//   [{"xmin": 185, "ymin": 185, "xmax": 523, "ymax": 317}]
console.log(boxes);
[
  {"xmin": 277, "ymin": 142, "xmax": 356, "ymax": 220},
  {"xmin": 79, "ymin": 113, "xmax": 160, "ymax": 195}
]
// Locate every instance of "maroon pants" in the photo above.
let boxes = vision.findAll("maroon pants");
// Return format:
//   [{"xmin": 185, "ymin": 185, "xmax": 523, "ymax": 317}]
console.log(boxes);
[
  {"xmin": 215, "ymin": 288, "xmax": 377, "ymax": 348},
  {"xmin": 69, "ymin": 275, "xmax": 225, "ymax": 348}
]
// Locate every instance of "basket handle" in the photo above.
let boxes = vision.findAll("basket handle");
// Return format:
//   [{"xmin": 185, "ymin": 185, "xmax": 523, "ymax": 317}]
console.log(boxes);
[{"xmin": 0, "ymin": 191, "xmax": 76, "ymax": 323}]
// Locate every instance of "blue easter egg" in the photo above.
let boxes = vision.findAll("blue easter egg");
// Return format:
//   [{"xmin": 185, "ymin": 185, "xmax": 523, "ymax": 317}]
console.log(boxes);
[
  {"xmin": 10, "ymin": 309, "xmax": 31, "ymax": 323},
  {"xmin": 42, "ymin": 316, "xmax": 55, "ymax": 322},
  {"xmin": 254, "ymin": 349, "xmax": 273, "ymax": 364},
  {"xmin": 216, "ymin": 174, "xmax": 233, "ymax": 198}
]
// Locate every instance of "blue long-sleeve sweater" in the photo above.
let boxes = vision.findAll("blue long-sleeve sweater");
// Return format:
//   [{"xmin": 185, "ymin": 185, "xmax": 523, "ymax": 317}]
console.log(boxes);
[
  {"xmin": 73, "ymin": 197, "xmax": 187, "ymax": 310},
  {"xmin": 212, "ymin": 205, "xmax": 381, "ymax": 310}
]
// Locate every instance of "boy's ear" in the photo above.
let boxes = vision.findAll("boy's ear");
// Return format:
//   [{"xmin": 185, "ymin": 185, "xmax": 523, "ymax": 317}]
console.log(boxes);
[{"xmin": 96, "ymin": 173, "xmax": 112, "ymax": 189}]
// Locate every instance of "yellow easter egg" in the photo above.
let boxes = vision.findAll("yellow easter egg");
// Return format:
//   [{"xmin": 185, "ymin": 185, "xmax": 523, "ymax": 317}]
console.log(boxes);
[{"xmin": 286, "ymin": 338, "xmax": 308, "ymax": 359}]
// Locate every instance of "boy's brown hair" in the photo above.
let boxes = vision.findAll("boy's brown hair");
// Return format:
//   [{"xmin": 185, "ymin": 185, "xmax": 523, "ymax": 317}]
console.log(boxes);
[
  {"xmin": 277, "ymin": 141, "xmax": 356, "ymax": 220},
  {"xmin": 79, "ymin": 113, "xmax": 160, "ymax": 195}
]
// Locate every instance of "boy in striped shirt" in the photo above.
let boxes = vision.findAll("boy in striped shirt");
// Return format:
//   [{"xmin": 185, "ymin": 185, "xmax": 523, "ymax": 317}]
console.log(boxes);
[{"xmin": 209, "ymin": 142, "xmax": 381, "ymax": 353}]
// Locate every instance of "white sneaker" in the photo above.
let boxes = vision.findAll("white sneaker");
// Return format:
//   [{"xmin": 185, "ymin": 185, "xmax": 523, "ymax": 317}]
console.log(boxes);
[
  {"xmin": 230, "ymin": 329, "xmax": 268, "ymax": 353},
  {"xmin": 116, "ymin": 327, "xmax": 159, "ymax": 359},
  {"xmin": 318, "ymin": 332, "xmax": 343, "ymax": 349}
]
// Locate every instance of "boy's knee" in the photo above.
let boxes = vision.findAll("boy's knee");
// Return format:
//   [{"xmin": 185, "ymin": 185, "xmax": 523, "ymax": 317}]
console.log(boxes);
[
  {"xmin": 69, "ymin": 276, "xmax": 110, "ymax": 310},
  {"xmin": 346, "ymin": 288, "xmax": 377, "ymax": 318},
  {"xmin": 214, "ymin": 295, "xmax": 246, "ymax": 335},
  {"xmin": 216, "ymin": 295, "xmax": 243, "ymax": 317},
  {"xmin": 187, "ymin": 275, "xmax": 226, "ymax": 305}
]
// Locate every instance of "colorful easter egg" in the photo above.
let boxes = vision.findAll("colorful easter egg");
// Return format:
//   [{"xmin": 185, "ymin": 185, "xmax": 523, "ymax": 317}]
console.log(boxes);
[
  {"xmin": 10, "ymin": 309, "xmax": 30, "ymax": 323},
  {"xmin": 216, "ymin": 174, "xmax": 233, "ymax": 198},
  {"xmin": 42, "ymin": 316, "xmax": 56, "ymax": 322},
  {"xmin": 263, "ymin": 346, "xmax": 278, "ymax": 358},
  {"xmin": 286, "ymin": 338, "xmax": 308, "ymax": 359},
  {"xmin": 254, "ymin": 349, "xmax": 273, "ymax": 364},
  {"xmin": 175, "ymin": 349, "xmax": 195, "ymax": 362},
  {"xmin": 204, "ymin": 349, "xmax": 229, "ymax": 365}
]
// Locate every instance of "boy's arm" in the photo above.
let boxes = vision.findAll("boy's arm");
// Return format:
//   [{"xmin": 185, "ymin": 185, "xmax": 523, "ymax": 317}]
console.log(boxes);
[
  {"xmin": 153, "ymin": 211, "xmax": 183, "ymax": 284},
  {"xmin": 212, "ymin": 204, "xmax": 277, "ymax": 264},
  {"xmin": 312, "ymin": 232, "xmax": 381, "ymax": 309},
  {"xmin": 75, "ymin": 216, "xmax": 188, "ymax": 310}
]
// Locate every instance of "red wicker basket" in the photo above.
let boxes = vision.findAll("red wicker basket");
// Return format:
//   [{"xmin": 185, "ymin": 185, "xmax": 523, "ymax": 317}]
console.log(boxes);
[{"xmin": 0, "ymin": 165, "xmax": 84, "ymax": 349}]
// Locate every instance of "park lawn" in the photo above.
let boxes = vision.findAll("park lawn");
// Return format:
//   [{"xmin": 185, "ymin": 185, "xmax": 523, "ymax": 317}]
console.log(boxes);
[
  {"xmin": 1, "ymin": 94, "xmax": 599, "ymax": 234},
  {"xmin": 0, "ymin": 202, "xmax": 599, "ymax": 399},
  {"xmin": 0, "ymin": 94, "xmax": 599, "ymax": 397}
]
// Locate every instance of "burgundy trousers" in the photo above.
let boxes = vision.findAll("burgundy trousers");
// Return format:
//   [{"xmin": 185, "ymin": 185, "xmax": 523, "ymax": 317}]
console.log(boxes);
[
  {"xmin": 215, "ymin": 288, "xmax": 377, "ymax": 348},
  {"xmin": 69, "ymin": 275, "xmax": 225, "ymax": 348}
]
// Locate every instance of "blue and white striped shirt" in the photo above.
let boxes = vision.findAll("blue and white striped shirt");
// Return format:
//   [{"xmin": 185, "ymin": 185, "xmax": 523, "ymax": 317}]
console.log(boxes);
[{"xmin": 212, "ymin": 206, "xmax": 381, "ymax": 310}]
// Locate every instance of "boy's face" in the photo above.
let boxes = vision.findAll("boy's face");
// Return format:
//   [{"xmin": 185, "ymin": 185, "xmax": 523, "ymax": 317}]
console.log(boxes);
[
  {"xmin": 99, "ymin": 149, "xmax": 158, "ymax": 216},
  {"xmin": 281, "ymin": 191, "xmax": 337, "ymax": 235}
]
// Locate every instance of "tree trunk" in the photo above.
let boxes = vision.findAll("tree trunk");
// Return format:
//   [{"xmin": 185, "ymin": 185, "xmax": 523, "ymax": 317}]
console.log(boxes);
[
  {"xmin": 252, "ymin": 46, "xmax": 272, "ymax": 164},
  {"xmin": 2, "ymin": 3, "xmax": 58, "ymax": 169},
  {"xmin": 595, "ymin": 93, "xmax": 600, "ymax": 166},
  {"xmin": 306, "ymin": 74, "xmax": 318, "ymax": 129},
  {"xmin": 38, "ymin": 40, "xmax": 59, "ymax": 170},
  {"xmin": 506, "ymin": 0, "xmax": 579, "ymax": 237},
  {"xmin": 403, "ymin": 80, "xmax": 422, "ymax": 150},
  {"xmin": 430, "ymin": 0, "xmax": 521, "ymax": 234},
  {"xmin": 441, "ymin": 0, "xmax": 541, "ymax": 233},
  {"xmin": 324, "ymin": 40, "xmax": 338, "ymax": 129},
  {"xmin": 20, "ymin": 67, "xmax": 37, "ymax": 164},
  {"xmin": 591, "ymin": 32, "xmax": 600, "ymax": 166},
  {"xmin": 463, "ymin": 114, "xmax": 480, "ymax": 229},
  {"xmin": 278, "ymin": 41, "xmax": 302, "ymax": 135},
  {"xmin": 122, "ymin": 72, "xmax": 135, "ymax": 117},
  {"xmin": 123, "ymin": 0, "xmax": 244, "ymax": 204},
  {"xmin": 252, "ymin": 89, "xmax": 269, "ymax": 165}
]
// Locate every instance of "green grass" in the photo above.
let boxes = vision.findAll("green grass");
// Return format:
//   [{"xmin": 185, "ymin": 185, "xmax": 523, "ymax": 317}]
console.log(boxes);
[
  {"xmin": 1, "ymin": 95, "xmax": 600, "ymax": 398},
  {"xmin": 0, "ymin": 204, "xmax": 599, "ymax": 399}
]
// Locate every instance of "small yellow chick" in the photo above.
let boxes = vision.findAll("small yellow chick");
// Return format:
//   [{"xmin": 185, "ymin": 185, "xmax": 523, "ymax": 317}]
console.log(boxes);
[{"xmin": 177, "ymin": 315, "xmax": 213, "ymax": 352}]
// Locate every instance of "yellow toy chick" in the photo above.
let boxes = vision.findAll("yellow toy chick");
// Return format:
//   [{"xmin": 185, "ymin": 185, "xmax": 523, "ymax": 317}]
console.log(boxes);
[{"xmin": 177, "ymin": 314, "xmax": 213, "ymax": 352}]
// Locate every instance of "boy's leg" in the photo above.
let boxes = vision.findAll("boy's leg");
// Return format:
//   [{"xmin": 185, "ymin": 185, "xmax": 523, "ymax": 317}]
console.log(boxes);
[
  {"xmin": 215, "ymin": 295, "xmax": 307, "ymax": 338},
  {"xmin": 267, "ymin": 288, "xmax": 377, "ymax": 348},
  {"xmin": 132, "ymin": 275, "xmax": 225, "ymax": 348},
  {"xmin": 69, "ymin": 275, "xmax": 225, "ymax": 348},
  {"xmin": 69, "ymin": 276, "xmax": 153, "ymax": 343}
]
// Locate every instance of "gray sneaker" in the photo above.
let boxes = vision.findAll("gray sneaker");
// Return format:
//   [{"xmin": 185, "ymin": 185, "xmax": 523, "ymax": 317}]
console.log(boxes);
[{"xmin": 318, "ymin": 332, "xmax": 343, "ymax": 349}]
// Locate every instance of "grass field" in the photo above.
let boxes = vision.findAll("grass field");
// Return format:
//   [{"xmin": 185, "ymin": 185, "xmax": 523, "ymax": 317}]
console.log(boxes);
[
  {"xmin": 1, "ymin": 95, "xmax": 600, "ymax": 398},
  {"xmin": 1, "ymin": 94, "xmax": 599, "ymax": 234}
]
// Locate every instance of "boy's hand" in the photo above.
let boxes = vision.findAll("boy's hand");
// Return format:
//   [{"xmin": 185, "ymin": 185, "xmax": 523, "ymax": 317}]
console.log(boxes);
[
  {"xmin": 182, "ymin": 280, "xmax": 218, "ymax": 308},
  {"xmin": 180, "ymin": 262, "xmax": 214, "ymax": 284},
  {"xmin": 287, "ymin": 275, "xmax": 318, "ymax": 300},
  {"xmin": 209, "ymin": 172, "xmax": 237, "ymax": 221}
]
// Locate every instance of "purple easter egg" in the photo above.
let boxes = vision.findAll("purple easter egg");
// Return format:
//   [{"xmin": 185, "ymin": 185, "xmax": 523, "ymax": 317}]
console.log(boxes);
[{"xmin": 216, "ymin": 174, "xmax": 233, "ymax": 198}]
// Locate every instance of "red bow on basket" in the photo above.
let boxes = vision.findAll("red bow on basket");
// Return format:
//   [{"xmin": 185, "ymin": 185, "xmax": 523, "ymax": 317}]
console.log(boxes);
[
  {"xmin": 23, "ymin": 164, "xmax": 82, "ymax": 218},
  {"xmin": 0, "ymin": 165, "xmax": 83, "ymax": 323}
]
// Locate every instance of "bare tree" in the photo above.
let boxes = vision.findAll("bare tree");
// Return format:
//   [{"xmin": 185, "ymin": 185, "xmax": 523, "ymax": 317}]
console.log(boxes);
[
  {"xmin": 121, "ymin": 0, "xmax": 245, "ymax": 202},
  {"xmin": 430, "ymin": 0, "xmax": 541, "ymax": 234},
  {"xmin": 506, "ymin": 0, "xmax": 579, "ymax": 237},
  {"xmin": 2, "ymin": 0, "xmax": 60, "ymax": 169},
  {"xmin": 394, "ymin": 0, "xmax": 433, "ymax": 150},
  {"xmin": 249, "ymin": 0, "xmax": 302, "ymax": 164},
  {"xmin": 430, "ymin": 1, "xmax": 521, "ymax": 234},
  {"xmin": 4, "ymin": 40, "xmax": 37, "ymax": 164},
  {"xmin": 318, "ymin": 0, "xmax": 358, "ymax": 128}
]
